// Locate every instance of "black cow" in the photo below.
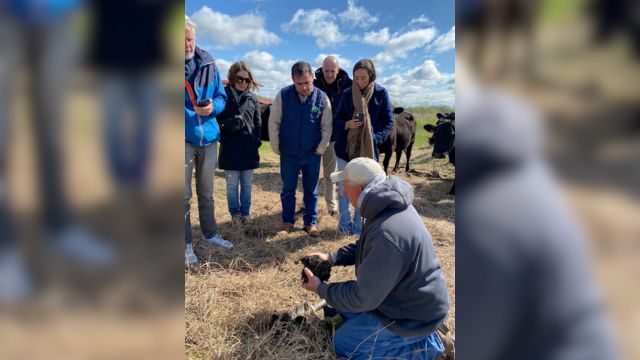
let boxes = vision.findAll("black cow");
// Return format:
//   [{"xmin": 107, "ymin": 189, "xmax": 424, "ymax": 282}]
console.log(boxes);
[
  {"xmin": 424, "ymin": 112, "xmax": 455, "ymax": 194},
  {"xmin": 258, "ymin": 101, "xmax": 271, "ymax": 141},
  {"xmin": 379, "ymin": 107, "xmax": 417, "ymax": 173}
]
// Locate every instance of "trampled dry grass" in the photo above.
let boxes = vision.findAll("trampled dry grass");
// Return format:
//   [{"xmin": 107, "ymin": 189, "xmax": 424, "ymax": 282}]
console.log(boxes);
[{"xmin": 185, "ymin": 144, "xmax": 455, "ymax": 360}]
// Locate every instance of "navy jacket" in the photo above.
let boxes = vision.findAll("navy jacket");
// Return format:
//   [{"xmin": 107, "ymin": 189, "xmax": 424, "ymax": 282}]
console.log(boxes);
[
  {"xmin": 333, "ymin": 83, "xmax": 394, "ymax": 161},
  {"xmin": 217, "ymin": 85, "xmax": 261, "ymax": 170},
  {"xmin": 314, "ymin": 68, "xmax": 352, "ymax": 142}
]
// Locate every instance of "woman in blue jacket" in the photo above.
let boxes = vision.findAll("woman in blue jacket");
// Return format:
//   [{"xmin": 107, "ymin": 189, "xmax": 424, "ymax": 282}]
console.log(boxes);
[
  {"xmin": 333, "ymin": 59, "xmax": 394, "ymax": 236},
  {"xmin": 217, "ymin": 61, "xmax": 262, "ymax": 226}
]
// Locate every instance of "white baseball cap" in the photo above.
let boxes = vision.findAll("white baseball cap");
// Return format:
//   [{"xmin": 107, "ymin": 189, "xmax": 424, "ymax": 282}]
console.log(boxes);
[{"xmin": 330, "ymin": 157, "xmax": 385, "ymax": 185}]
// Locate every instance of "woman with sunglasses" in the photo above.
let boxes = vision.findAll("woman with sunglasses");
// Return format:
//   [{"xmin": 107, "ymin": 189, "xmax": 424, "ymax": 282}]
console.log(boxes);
[{"xmin": 217, "ymin": 61, "xmax": 263, "ymax": 226}]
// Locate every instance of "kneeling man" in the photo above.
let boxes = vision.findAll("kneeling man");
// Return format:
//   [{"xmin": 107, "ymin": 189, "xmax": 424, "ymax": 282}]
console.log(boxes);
[{"xmin": 302, "ymin": 157, "xmax": 450, "ymax": 359}]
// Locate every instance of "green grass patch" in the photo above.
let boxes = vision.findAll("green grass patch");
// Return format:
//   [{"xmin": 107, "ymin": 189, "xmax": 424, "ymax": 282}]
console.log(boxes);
[
  {"xmin": 540, "ymin": 0, "xmax": 590, "ymax": 23},
  {"xmin": 407, "ymin": 105, "xmax": 452, "ymax": 149}
]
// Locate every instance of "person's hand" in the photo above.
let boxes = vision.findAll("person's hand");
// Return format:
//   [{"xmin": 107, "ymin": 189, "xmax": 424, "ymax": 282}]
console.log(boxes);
[
  {"xmin": 302, "ymin": 267, "xmax": 321, "ymax": 293},
  {"xmin": 307, "ymin": 252, "xmax": 330, "ymax": 262},
  {"xmin": 345, "ymin": 119, "xmax": 363, "ymax": 129},
  {"xmin": 195, "ymin": 103, "xmax": 213, "ymax": 116}
]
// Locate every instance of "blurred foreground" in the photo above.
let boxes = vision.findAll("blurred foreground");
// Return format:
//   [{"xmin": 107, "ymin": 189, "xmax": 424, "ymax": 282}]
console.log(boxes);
[
  {"xmin": 0, "ymin": 2, "xmax": 184, "ymax": 358},
  {"xmin": 457, "ymin": 0, "xmax": 639, "ymax": 359}
]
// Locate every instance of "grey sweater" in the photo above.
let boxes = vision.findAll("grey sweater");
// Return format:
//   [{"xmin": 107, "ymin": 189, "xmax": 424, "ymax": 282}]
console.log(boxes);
[{"xmin": 317, "ymin": 176, "xmax": 450, "ymax": 337}]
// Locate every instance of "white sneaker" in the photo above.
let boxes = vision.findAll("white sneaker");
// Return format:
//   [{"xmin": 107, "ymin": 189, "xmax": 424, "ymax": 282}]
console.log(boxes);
[
  {"xmin": 51, "ymin": 226, "xmax": 116, "ymax": 268},
  {"xmin": 185, "ymin": 244, "xmax": 198, "ymax": 266},
  {"xmin": 0, "ymin": 247, "xmax": 33, "ymax": 304},
  {"xmin": 204, "ymin": 234, "xmax": 233, "ymax": 249}
]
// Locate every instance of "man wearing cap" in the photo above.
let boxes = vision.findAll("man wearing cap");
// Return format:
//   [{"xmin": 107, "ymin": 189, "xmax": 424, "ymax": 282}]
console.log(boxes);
[{"xmin": 301, "ymin": 157, "xmax": 450, "ymax": 359}]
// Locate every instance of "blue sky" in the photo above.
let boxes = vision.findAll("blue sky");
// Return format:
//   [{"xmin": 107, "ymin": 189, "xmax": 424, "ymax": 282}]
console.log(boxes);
[{"xmin": 186, "ymin": 0, "xmax": 455, "ymax": 106}]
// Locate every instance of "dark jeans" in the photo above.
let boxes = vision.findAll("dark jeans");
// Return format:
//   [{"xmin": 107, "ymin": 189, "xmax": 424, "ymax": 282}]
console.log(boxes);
[
  {"xmin": 102, "ymin": 73, "xmax": 156, "ymax": 189},
  {"xmin": 0, "ymin": 16, "xmax": 75, "ymax": 249},
  {"xmin": 185, "ymin": 143, "xmax": 219, "ymax": 245},
  {"xmin": 280, "ymin": 153, "xmax": 321, "ymax": 226}
]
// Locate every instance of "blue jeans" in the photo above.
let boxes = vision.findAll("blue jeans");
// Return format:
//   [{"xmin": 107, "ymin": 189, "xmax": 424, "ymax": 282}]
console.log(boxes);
[
  {"xmin": 103, "ymin": 73, "xmax": 156, "ymax": 189},
  {"xmin": 333, "ymin": 311, "xmax": 445, "ymax": 360},
  {"xmin": 280, "ymin": 153, "xmax": 321, "ymax": 226},
  {"xmin": 225, "ymin": 170, "xmax": 253, "ymax": 217},
  {"xmin": 337, "ymin": 157, "xmax": 362, "ymax": 235}
]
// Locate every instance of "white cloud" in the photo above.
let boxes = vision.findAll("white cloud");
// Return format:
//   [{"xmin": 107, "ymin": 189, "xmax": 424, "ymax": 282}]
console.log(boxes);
[
  {"xmin": 216, "ymin": 54, "xmax": 454, "ymax": 106},
  {"xmin": 430, "ymin": 26, "xmax": 455, "ymax": 53},
  {"xmin": 313, "ymin": 53, "xmax": 353, "ymax": 72},
  {"xmin": 213, "ymin": 58, "xmax": 233, "ymax": 81},
  {"xmin": 379, "ymin": 60, "xmax": 454, "ymax": 106},
  {"xmin": 373, "ymin": 28, "xmax": 437, "ymax": 65},
  {"xmin": 191, "ymin": 7, "xmax": 280, "ymax": 50},
  {"xmin": 282, "ymin": 9, "xmax": 347, "ymax": 48},
  {"xmin": 409, "ymin": 15, "xmax": 433, "ymax": 27},
  {"xmin": 338, "ymin": 0, "xmax": 379, "ymax": 29},
  {"xmin": 362, "ymin": 27, "xmax": 390, "ymax": 45},
  {"xmin": 216, "ymin": 51, "xmax": 298, "ymax": 99}
]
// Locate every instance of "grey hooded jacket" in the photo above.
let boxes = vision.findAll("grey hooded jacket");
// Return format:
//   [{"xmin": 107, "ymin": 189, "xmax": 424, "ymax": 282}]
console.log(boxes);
[{"xmin": 317, "ymin": 176, "xmax": 450, "ymax": 337}]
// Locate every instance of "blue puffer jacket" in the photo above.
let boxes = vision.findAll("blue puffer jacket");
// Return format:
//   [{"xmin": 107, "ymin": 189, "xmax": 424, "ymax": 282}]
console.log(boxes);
[
  {"xmin": 185, "ymin": 47, "xmax": 227, "ymax": 147},
  {"xmin": 279, "ymin": 85, "xmax": 326, "ymax": 157},
  {"xmin": 333, "ymin": 83, "xmax": 394, "ymax": 161},
  {"xmin": 4, "ymin": 0, "xmax": 79, "ymax": 23}
]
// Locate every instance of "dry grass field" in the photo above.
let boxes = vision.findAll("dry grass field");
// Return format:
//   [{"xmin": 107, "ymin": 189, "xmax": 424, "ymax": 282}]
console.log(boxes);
[{"xmin": 185, "ymin": 135, "xmax": 455, "ymax": 359}]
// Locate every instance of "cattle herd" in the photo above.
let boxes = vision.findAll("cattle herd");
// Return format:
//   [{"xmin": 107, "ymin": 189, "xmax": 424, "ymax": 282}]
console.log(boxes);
[{"xmin": 257, "ymin": 101, "xmax": 455, "ymax": 194}]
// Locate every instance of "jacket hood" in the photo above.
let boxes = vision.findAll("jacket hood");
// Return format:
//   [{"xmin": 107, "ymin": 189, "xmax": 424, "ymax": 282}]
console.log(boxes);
[
  {"xmin": 359, "ymin": 176, "xmax": 414, "ymax": 219},
  {"xmin": 456, "ymin": 69, "xmax": 544, "ymax": 184},
  {"xmin": 194, "ymin": 46, "xmax": 214, "ymax": 66},
  {"xmin": 314, "ymin": 67, "xmax": 350, "ymax": 87}
]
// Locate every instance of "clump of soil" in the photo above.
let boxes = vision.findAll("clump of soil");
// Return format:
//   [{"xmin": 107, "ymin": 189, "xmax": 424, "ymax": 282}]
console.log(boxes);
[{"xmin": 297, "ymin": 255, "xmax": 331, "ymax": 283}]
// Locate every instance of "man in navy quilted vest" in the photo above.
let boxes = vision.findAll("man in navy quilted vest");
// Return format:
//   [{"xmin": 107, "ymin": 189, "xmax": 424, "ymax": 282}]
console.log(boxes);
[{"xmin": 268, "ymin": 61, "xmax": 333, "ymax": 237}]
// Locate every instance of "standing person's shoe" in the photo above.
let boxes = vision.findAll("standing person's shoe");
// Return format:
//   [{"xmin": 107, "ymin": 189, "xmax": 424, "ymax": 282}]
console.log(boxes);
[
  {"xmin": 0, "ymin": 247, "xmax": 33, "ymax": 305},
  {"xmin": 51, "ymin": 226, "xmax": 117, "ymax": 268},
  {"xmin": 185, "ymin": 244, "xmax": 198, "ymax": 267},
  {"xmin": 231, "ymin": 216, "xmax": 242, "ymax": 227},
  {"xmin": 205, "ymin": 234, "xmax": 233, "ymax": 249},
  {"xmin": 241, "ymin": 216, "xmax": 251, "ymax": 225},
  {"xmin": 277, "ymin": 223, "xmax": 294, "ymax": 235},
  {"xmin": 304, "ymin": 226, "xmax": 320, "ymax": 237}
]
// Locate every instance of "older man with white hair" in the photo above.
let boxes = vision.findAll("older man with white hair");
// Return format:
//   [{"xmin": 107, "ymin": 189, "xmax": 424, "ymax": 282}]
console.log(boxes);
[
  {"xmin": 312, "ymin": 55, "xmax": 352, "ymax": 218},
  {"xmin": 184, "ymin": 16, "xmax": 232, "ymax": 267},
  {"xmin": 301, "ymin": 157, "xmax": 450, "ymax": 359}
]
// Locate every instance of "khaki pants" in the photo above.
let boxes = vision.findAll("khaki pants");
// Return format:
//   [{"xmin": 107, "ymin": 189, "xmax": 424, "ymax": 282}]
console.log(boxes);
[{"xmin": 319, "ymin": 142, "xmax": 337, "ymax": 213}]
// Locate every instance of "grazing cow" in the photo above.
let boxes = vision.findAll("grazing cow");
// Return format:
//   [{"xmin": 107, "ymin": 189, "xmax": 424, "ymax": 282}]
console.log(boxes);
[
  {"xmin": 424, "ymin": 112, "xmax": 455, "ymax": 194},
  {"xmin": 258, "ymin": 100, "xmax": 271, "ymax": 141},
  {"xmin": 379, "ymin": 107, "xmax": 417, "ymax": 173}
]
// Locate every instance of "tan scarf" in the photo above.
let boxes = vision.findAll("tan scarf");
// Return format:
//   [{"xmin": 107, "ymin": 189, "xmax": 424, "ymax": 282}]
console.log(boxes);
[{"xmin": 347, "ymin": 81, "xmax": 375, "ymax": 160}]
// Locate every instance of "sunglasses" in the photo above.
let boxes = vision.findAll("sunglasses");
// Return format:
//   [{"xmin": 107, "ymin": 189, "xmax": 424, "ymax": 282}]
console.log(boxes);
[{"xmin": 235, "ymin": 76, "xmax": 251, "ymax": 84}]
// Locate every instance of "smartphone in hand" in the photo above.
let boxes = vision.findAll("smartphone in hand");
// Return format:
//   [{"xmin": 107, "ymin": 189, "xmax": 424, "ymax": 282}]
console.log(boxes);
[
  {"xmin": 355, "ymin": 112, "xmax": 365, "ymax": 122},
  {"xmin": 197, "ymin": 98, "xmax": 212, "ymax": 107}
]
